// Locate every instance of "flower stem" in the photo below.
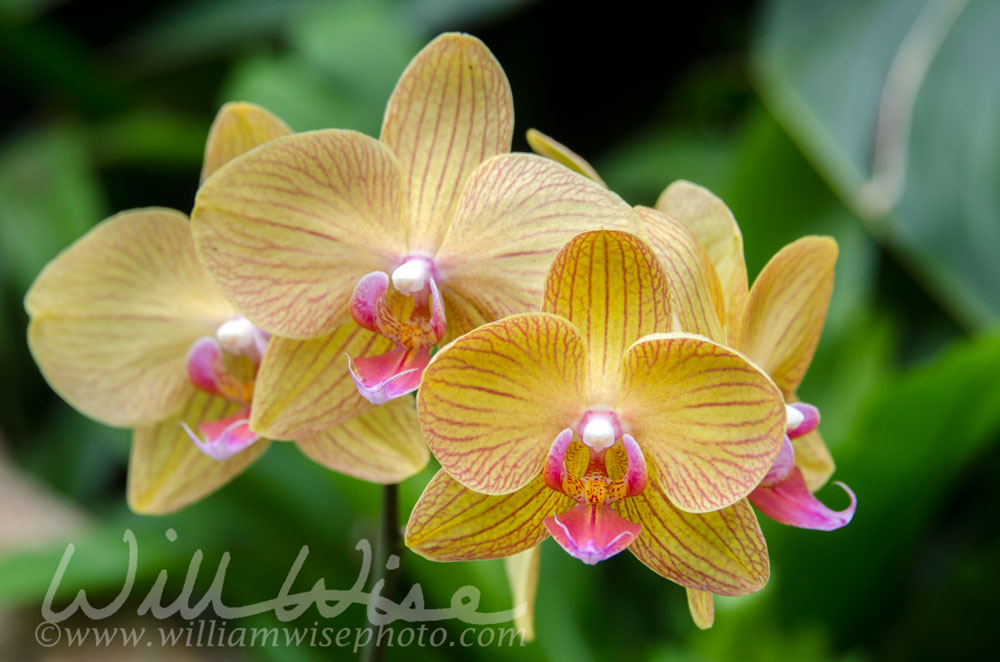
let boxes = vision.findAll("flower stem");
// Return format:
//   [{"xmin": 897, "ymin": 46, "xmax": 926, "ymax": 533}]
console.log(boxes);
[{"xmin": 363, "ymin": 482, "xmax": 401, "ymax": 662}]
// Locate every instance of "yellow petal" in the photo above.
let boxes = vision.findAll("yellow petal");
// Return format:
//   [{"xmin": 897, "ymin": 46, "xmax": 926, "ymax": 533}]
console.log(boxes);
[
  {"xmin": 525, "ymin": 128, "xmax": 606, "ymax": 186},
  {"xmin": 128, "ymin": 391, "xmax": 270, "ymax": 514},
  {"xmin": 417, "ymin": 313, "xmax": 587, "ymax": 495},
  {"xmin": 635, "ymin": 206, "xmax": 727, "ymax": 344},
  {"xmin": 686, "ymin": 588, "xmax": 715, "ymax": 630},
  {"xmin": 542, "ymin": 230, "xmax": 671, "ymax": 404},
  {"xmin": 250, "ymin": 321, "xmax": 392, "ymax": 439},
  {"xmin": 25, "ymin": 208, "xmax": 233, "ymax": 427},
  {"xmin": 201, "ymin": 102, "xmax": 292, "ymax": 183},
  {"xmin": 792, "ymin": 428, "xmax": 835, "ymax": 492},
  {"xmin": 436, "ymin": 154, "xmax": 642, "ymax": 332},
  {"xmin": 380, "ymin": 32, "xmax": 513, "ymax": 252},
  {"xmin": 191, "ymin": 130, "xmax": 407, "ymax": 339},
  {"xmin": 615, "ymin": 473, "xmax": 769, "ymax": 596},
  {"xmin": 655, "ymin": 180, "xmax": 748, "ymax": 332},
  {"xmin": 405, "ymin": 470, "xmax": 572, "ymax": 561},
  {"xmin": 618, "ymin": 333, "xmax": 785, "ymax": 513},
  {"xmin": 739, "ymin": 236, "xmax": 838, "ymax": 397},
  {"xmin": 294, "ymin": 396, "xmax": 428, "ymax": 483},
  {"xmin": 504, "ymin": 546, "xmax": 541, "ymax": 641}
]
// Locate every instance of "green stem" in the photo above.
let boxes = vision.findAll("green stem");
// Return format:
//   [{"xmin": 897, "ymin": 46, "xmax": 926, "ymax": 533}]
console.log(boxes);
[{"xmin": 363, "ymin": 483, "xmax": 400, "ymax": 662}]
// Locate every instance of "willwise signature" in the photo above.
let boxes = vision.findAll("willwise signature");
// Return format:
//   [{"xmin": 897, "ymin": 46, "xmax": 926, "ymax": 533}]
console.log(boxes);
[{"xmin": 41, "ymin": 530, "xmax": 521, "ymax": 627}]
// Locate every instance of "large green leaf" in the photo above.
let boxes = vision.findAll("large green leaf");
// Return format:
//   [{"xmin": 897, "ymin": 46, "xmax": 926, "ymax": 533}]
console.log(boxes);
[{"xmin": 755, "ymin": 0, "xmax": 1000, "ymax": 329}]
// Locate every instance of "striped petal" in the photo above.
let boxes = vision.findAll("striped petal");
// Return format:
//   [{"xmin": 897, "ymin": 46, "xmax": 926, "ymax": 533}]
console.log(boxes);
[
  {"xmin": 294, "ymin": 397, "xmax": 428, "ymax": 483},
  {"xmin": 417, "ymin": 313, "xmax": 587, "ymax": 495},
  {"xmin": 380, "ymin": 33, "xmax": 513, "ymax": 252},
  {"xmin": 250, "ymin": 322, "xmax": 392, "ymax": 439},
  {"xmin": 435, "ymin": 154, "xmax": 642, "ymax": 333},
  {"xmin": 25, "ymin": 208, "xmax": 233, "ymax": 428},
  {"xmin": 655, "ymin": 180, "xmax": 748, "ymax": 332},
  {"xmin": 405, "ymin": 470, "xmax": 572, "ymax": 561},
  {"xmin": 542, "ymin": 230, "xmax": 671, "ymax": 405},
  {"xmin": 127, "ymin": 391, "xmax": 270, "ymax": 514},
  {"xmin": 739, "ymin": 236, "xmax": 838, "ymax": 397},
  {"xmin": 615, "ymin": 472, "xmax": 769, "ymax": 595},
  {"xmin": 749, "ymin": 467, "xmax": 856, "ymax": 531},
  {"xmin": 635, "ymin": 206, "xmax": 727, "ymax": 343},
  {"xmin": 686, "ymin": 589, "xmax": 715, "ymax": 630},
  {"xmin": 793, "ymin": 428, "xmax": 836, "ymax": 491},
  {"xmin": 504, "ymin": 546, "xmax": 541, "ymax": 641},
  {"xmin": 525, "ymin": 129, "xmax": 606, "ymax": 186},
  {"xmin": 200, "ymin": 102, "xmax": 291, "ymax": 183},
  {"xmin": 618, "ymin": 333, "xmax": 785, "ymax": 513},
  {"xmin": 191, "ymin": 130, "xmax": 407, "ymax": 339}
]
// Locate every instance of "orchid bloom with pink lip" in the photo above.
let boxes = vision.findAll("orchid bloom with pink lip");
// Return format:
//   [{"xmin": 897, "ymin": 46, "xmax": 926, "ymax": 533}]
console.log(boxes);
[
  {"xmin": 406, "ymin": 230, "xmax": 787, "ymax": 597},
  {"xmin": 527, "ymin": 131, "xmax": 856, "ymax": 531},
  {"xmin": 189, "ymin": 34, "xmax": 643, "ymax": 444},
  {"xmin": 24, "ymin": 102, "xmax": 428, "ymax": 513}
]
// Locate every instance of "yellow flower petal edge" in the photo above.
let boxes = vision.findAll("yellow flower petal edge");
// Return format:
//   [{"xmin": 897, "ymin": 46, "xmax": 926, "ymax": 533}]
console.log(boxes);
[
  {"xmin": 201, "ymin": 102, "xmax": 292, "ymax": 183},
  {"xmin": 504, "ymin": 546, "xmax": 541, "ymax": 641},
  {"xmin": 615, "ymin": 473, "xmax": 769, "ymax": 595},
  {"xmin": 739, "ymin": 236, "xmax": 838, "ymax": 397},
  {"xmin": 380, "ymin": 32, "xmax": 514, "ymax": 253},
  {"xmin": 436, "ymin": 154, "xmax": 643, "ymax": 338},
  {"xmin": 250, "ymin": 322, "xmax": 393, "ymax": 439},
  {"xmin": 128, "ymin": 391, "xmax": 271, "ymax": 514},
  {"xmin": 542, "ymin": 229, "xmax": 671, "ymax": 405},
  {"xmin": 792, "ymin": 428, "xmax": 836, "ymax": 491},
  {"xmin": 618, "ymin": 333, "xmax": 785, "ymax": 513},
  {"xmin": 417, "ymin": 313, "xmax": 587, "ymax": 495},
  {"xmin": 525, "ymin": 128, "xmax": 606, "ymax": 187},
  {"xmin": 294, "ymin": 396, "xmax": 428, "ymax": 484},
  {"xmin": 25, "ymin": 208, "xmax": 233, "ymax": 427},
  {"xmin": 686, "ymin": 589, "xmax": 715, "ymax": 630},
  {"xmin": 191, "ymin": 129, "xmax": 408, "ymax": 339},
  {"xmin": 405, "ymin": 470, "xmax": 572, "ymax": 561},
  {"xmin": 655, "ymin": 180, "xmax": 748, "ymax": 332},
  {"xmin": 635, "ymin": 205, "xmax": 727, "ymax": 344}
]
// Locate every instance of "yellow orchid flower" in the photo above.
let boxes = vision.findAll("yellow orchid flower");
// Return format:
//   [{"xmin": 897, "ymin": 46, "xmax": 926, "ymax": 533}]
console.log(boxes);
[
  {"xmin": 25, "ymin": 102, "xmax": 427, "ymax": 514},
  {"xmin": 188, "ymin": 34, "xmax": 643, "ymax": 445},
  {"xmin": 406, "ymin": 230, "xmax": 786, "ymax": 599},
  {"xmin": 525, "ymin": 131, "xmax": 857, "ymax": 630}
]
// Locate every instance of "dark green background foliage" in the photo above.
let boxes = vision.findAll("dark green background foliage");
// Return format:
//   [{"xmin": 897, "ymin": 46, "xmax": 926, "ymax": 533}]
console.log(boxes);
[{"xmin": 1, "ymin": 1, "xmax": 997, "ymax": 660}]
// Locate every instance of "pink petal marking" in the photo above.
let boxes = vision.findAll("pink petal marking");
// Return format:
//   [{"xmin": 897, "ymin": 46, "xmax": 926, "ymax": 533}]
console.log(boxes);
[
  {"xmin": 427, "ymin": 277, "xmax": 446, "ymax": 340},
  {"xmin": 181, "ymin": 407, "xmax": 260, "ymax": 461},
  {"xmin": 749, "ymin": 467, "xmax": 856, "ymax": 531},
  {"xmin": 186, "ymin": 336, "xmax": 223, "ymax": 395},
  {"xmin": 347, "ymin": 346, "xmax": 431, "ymax": 405},
  {"xmin": 759, "ymin": 435, "xmax": 795, "ymax": 487},
  {"xmin": 543, "ymin": 428, "xmax": 576, "ymax": 492},
  {"xmin": 350, "ymin": 271, "xmax": 390, "ymax": 332},
  {"xmin": 544, "ymin": 503, "xmax": 641, "ymax": 565},
  {"xmin": 621, "ymin": 434, "xmax": 648, "ymax": 497},
  {"xmin": 787, "ymin": 402, "xmax": 820, "ymax": 439}
]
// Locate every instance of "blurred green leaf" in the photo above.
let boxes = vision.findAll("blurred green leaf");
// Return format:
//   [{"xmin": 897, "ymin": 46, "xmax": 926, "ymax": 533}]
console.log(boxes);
[
  {"xmin": 767, "ymin": 330, "xmax": 1000, "ymax": 645},
  {"xmin": 0, "ymin": 126, "xmax": 105, "ymax": 293},
  {"xmin": 755, "ymin": 0, "xmax": 1000, "ymax": 329}
]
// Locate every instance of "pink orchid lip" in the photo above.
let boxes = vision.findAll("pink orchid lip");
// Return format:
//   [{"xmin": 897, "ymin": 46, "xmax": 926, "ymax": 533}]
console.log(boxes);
[
  {"xmin": 180, "ymin": 407, "xmax": 260, "ymax": 461},
  {"xmin": 346, "ymin": 347, "xmax": 431, "ymax": 405},
  {"xmin": 186, "ymin": 336, "xmax": 224, "ymax": 396},
  {"xmin": 544, "ymin": 504, "xmax": 641, "ymax": 565},
  {"xmin": 749, "ymin": 467, "xmax": 857, "ymax": 531},
  {"xmin": 787, "ymin": 402, "xmax": 820, "ymax": 439}
]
